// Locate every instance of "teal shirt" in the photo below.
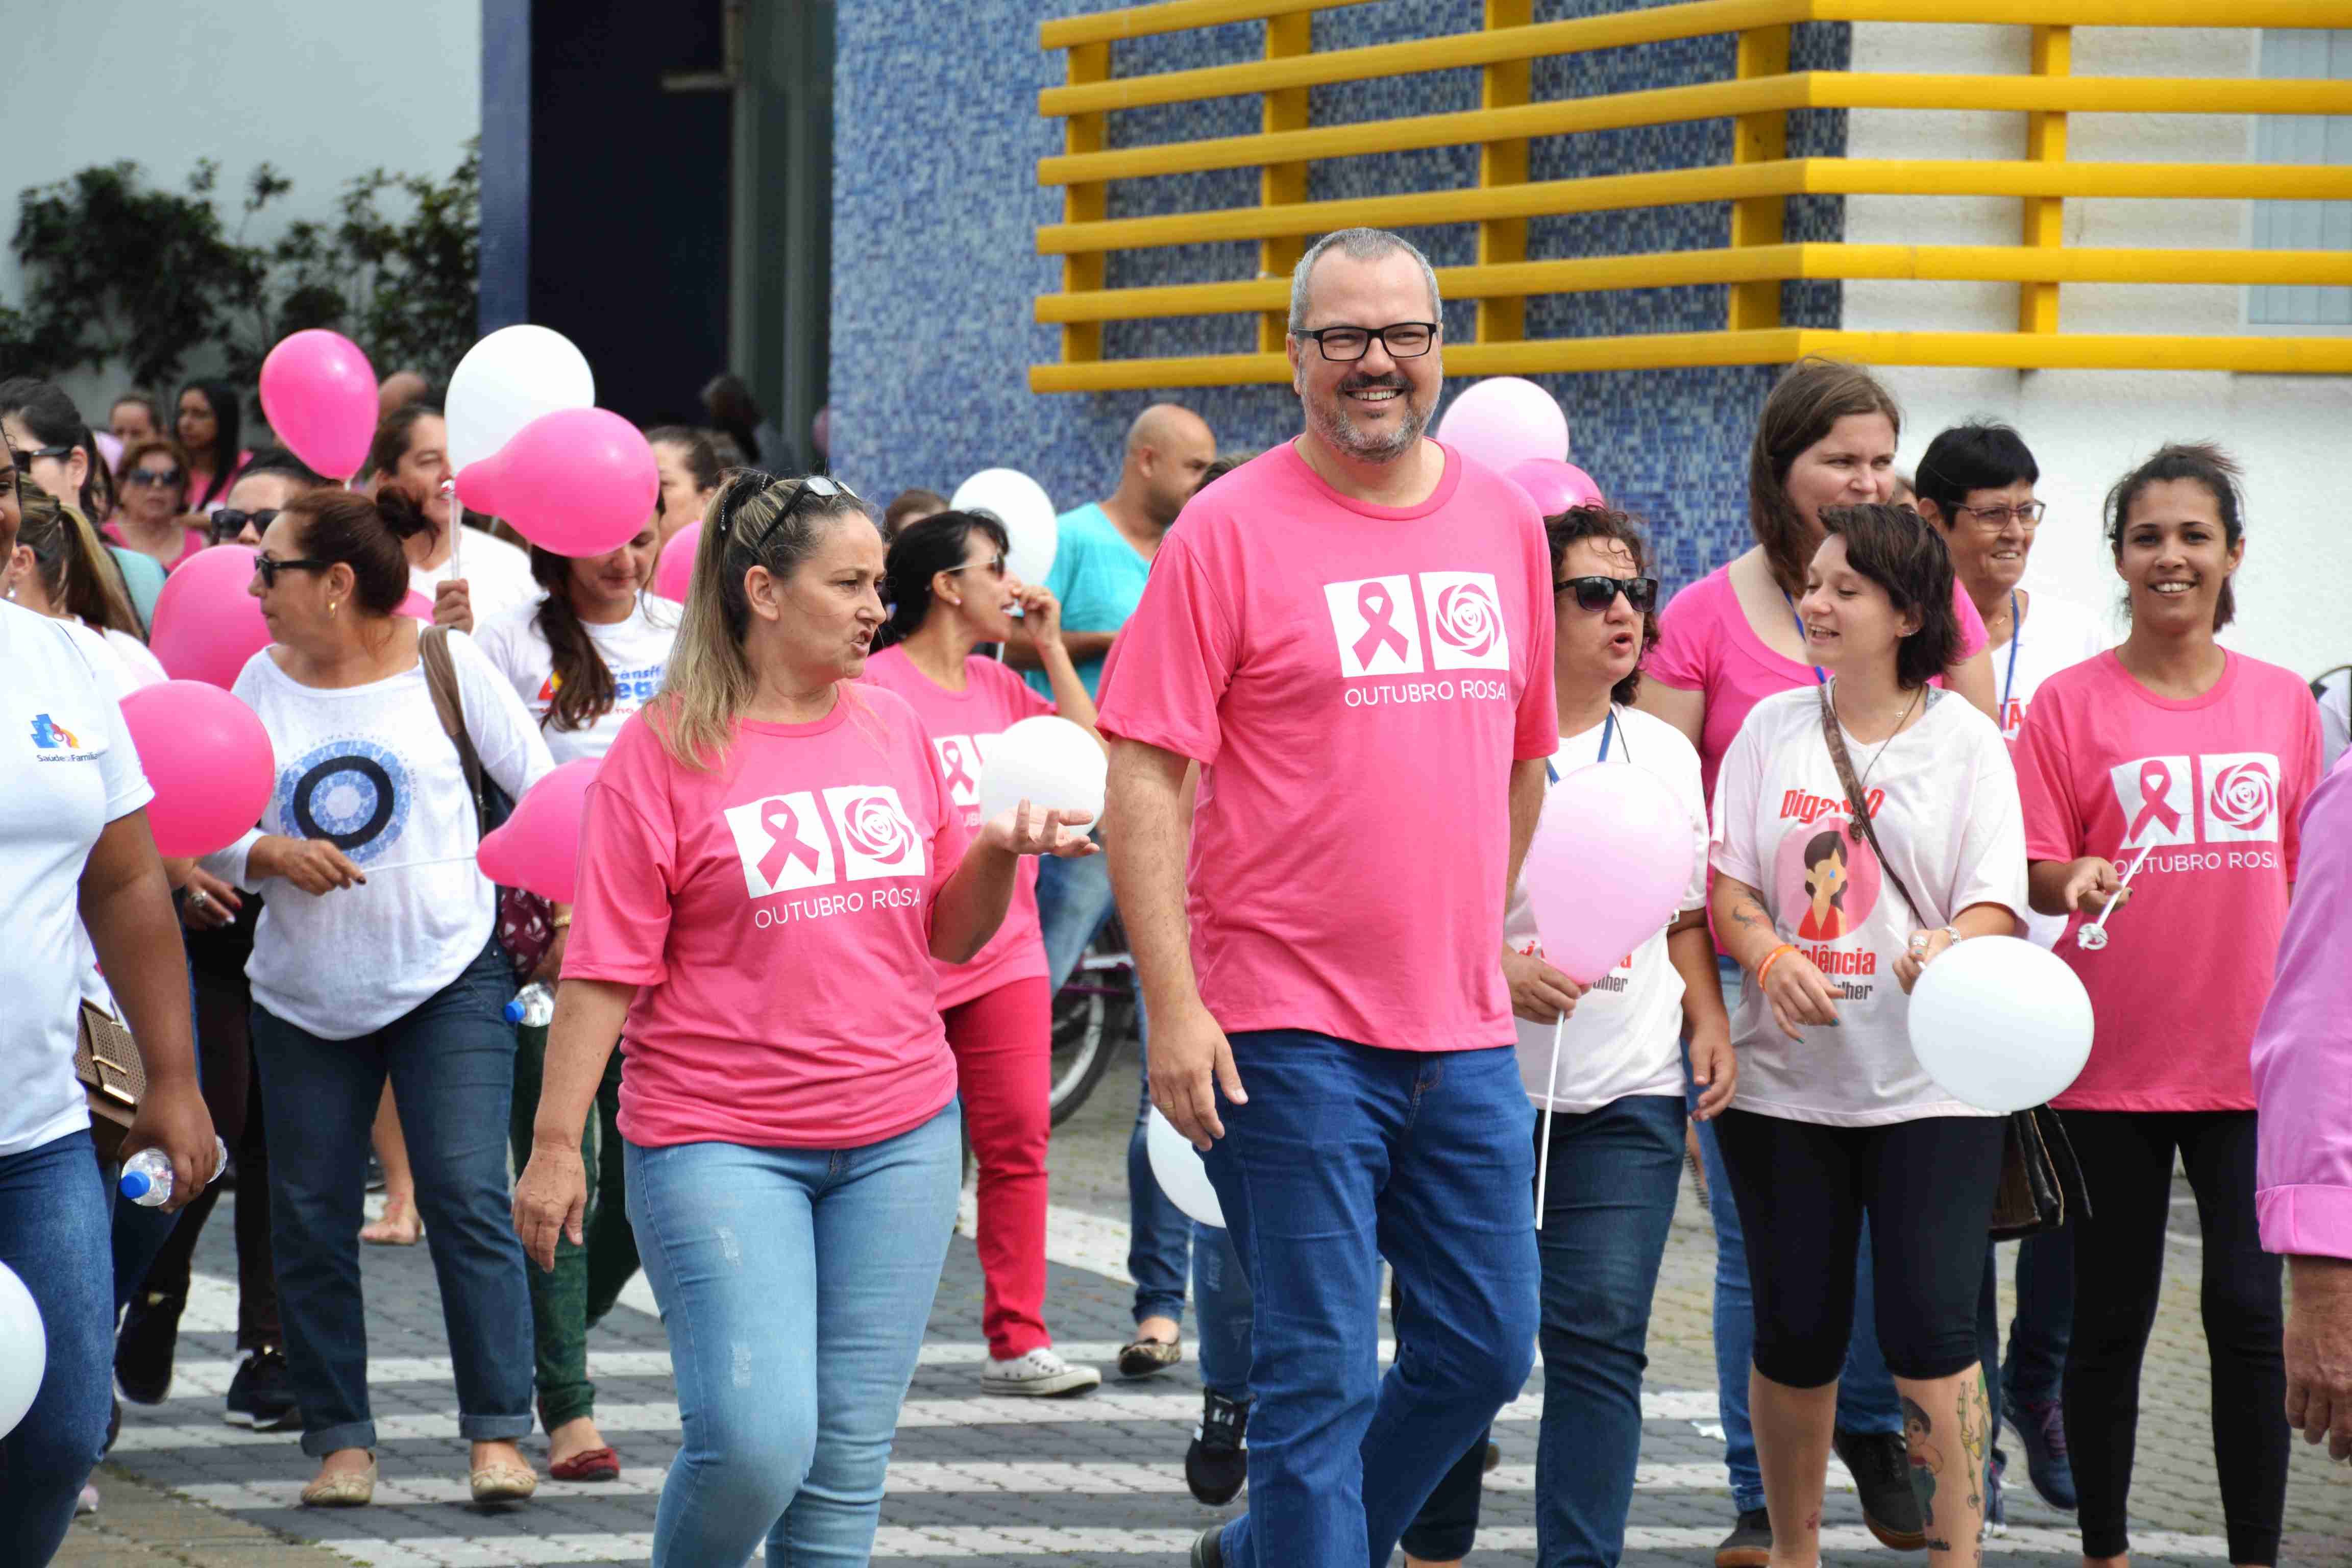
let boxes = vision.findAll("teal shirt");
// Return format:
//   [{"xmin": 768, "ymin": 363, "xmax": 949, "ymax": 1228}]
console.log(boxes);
[
  {"xmin": 1027, "ymin": 502, "xmax": 1152, "ymax": 701},
  {"xmin": 108, "ymin": 546, "xmax": 165, "ymax": 634}
]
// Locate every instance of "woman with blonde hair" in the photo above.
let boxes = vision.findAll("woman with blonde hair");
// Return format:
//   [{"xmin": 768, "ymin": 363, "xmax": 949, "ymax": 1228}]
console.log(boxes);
[{"xmin": 511, "ymin": 471, "xmax": 1096, "ymax": 1564}]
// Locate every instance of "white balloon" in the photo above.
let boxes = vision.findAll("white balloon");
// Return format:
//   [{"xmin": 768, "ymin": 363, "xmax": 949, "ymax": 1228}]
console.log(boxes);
[
  {"xmin": 1906, "ymin": 935, "xmax": 2094, "ymax": 1113},
  {"xmin": 1146, "ymin": 1107, "xmax": 1226, "ymax": 1228},
  {"xmin": 950, "ymin": 468, "xmax": 1058, "ymax": 585},
  {"xmin": 0, "ymin": 1261, "xmax": 44, "ymax": 1441},
  {"xmin": 445, "ymin": 325, "xmax": 597, "ymax": 473},
  {"xmin": 977, "ymin": 716, "xmax": 1106, "ymax": 826}
]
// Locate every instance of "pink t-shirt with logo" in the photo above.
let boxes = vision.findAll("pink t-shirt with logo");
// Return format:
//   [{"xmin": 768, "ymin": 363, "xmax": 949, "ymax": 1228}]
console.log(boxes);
[
  {"xmin": 860, "ymin": 645, "xmax": 1054, "ymax": 1009},
  {"xmin": 1095, "ymin": 439, "xmax": 1558, "ymax": 1053},
  {"xmin": 565, "ymin": 685, "xmax": 968, "ymax": 1149},
  {"xmin": 2013, "ymin": 650, "xmax": 2322, "ymax": 1112}
]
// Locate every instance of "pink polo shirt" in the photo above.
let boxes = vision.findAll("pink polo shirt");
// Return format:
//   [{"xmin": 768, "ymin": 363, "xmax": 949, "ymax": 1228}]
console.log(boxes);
[
  {"xmin": 565, "ymin": 685, "xmax": 967, "ymax": 1149},
  {"xmin": 100, "ymin": 521, "xmax": 209, "ymax": 574},
  {"xmin": 860, "ymin": 645, "xmax": 1054, "ymax": 1009},
  {"xmin": 2252, "ymin": 753, "xmax": 2352, "ymax": 1259},
  {"xmin": 1095, "ymin": 439, "xmax": 1557, "ymax": 1054},
  {"xmin": 2013, "ymin": 650, "xmax": 2321, "ymax": 1113}
]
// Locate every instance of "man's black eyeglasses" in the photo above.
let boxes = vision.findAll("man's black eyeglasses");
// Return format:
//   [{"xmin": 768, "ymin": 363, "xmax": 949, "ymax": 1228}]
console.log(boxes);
[
  {"xmin": 212, "ymin": 507, "xmax": 278, "ymax": 544},
  {"xmin": 251, "ymin": 555, "xmax": 334, "ymax": 588},
  {"xmin": 1293, "ymin": 322, "xmax": 1438, "ymax": 362},
  {"xmin": 747, "ymin": 475, "xmax": 862, "ymax": 554},
  {"xmin": 1556, "ymin": 575, "xmax": 1660, "ymax": 614}
]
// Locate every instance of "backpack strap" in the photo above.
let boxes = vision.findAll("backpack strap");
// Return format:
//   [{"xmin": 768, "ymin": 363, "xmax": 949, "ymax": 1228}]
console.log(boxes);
[{"xmin": 419, "ymin": 625, "xmax": 489, "ymax": 836}]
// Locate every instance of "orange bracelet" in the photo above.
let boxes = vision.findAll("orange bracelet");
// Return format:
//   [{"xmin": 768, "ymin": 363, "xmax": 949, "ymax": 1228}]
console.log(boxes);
[{"xmin": 1755, "ymin": 943, "xmax": 1799, "ymax": 988}]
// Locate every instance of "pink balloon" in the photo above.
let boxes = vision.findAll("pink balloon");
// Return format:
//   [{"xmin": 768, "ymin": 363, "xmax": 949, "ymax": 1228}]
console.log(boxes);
[
  {"xmin": 454, "ymin": 407, "xmax": 658, "ymax": 558},
  {"xmin": 1438, "ymin": 376, "xmax": 1571, "ymax": 476},
  {"xmin": 1521, "ymin": 764, "xmax": 1697, "ymax": 986},
  {"xmin": 396, "ymin": 590, "xmax": 436, "ymax": 621},
  {"xmin": 259, "ymin": 330, "xmax": 378, "ymax": 481},
  {"xmin": 118, "ymin": 681, "xmax": 275, "ymax": 857},
  {"xmin": 654, "ymin": 520, "xmax": 702, "ymax": 603},
  {"xmin": 150, "ymin": 546, "xmax": 271, "ymax": 690},
  {"xmin": 1506, "ymin": 458, "xmax": 1606, "ymax": 517},
  {"xmin": 478, "ymin": 758, "xmax": 601, "ymax": 903}
]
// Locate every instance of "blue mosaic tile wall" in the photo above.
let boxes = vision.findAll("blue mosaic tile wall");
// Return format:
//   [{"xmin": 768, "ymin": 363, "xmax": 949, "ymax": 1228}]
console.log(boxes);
[{"xmin": 830, "ymin": 0, "xmax": 1849, "ymax": 594}]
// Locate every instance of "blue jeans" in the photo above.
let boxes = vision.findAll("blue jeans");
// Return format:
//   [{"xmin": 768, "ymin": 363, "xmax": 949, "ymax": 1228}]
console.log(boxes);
[
  {"xmin": 1205, "ymin": 1032, "xmax": 1539, "ymax": 1568},
  {"xmin": 1036, "ymin": 843, "xmax": 1116, "ymax": 995},
  {"xmin": 1689, "ymin": 958, "xmax": 1900, "ymax": 1514},
  {"xmin": 249, "ymin": 937, "xmax": 534, "ymax": 1456},
  {"xmin": 0, "ymin": 1130, "xmax": 115, "ymax": 1561},
  {"xmin": 1126, "ymin": 1003, "xmax": 1205, "ymax": 1327},
  {"xmin": 1194, "ymin": 1218, "xmax": 1252, "ymax": 1397},
  {"xmin": 627, "ymin": 1103, "xmax": 960, "ymax": 1567}
]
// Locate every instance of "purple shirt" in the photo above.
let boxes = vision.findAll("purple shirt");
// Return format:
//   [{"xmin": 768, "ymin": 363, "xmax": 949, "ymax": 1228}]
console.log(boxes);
[{"xmin": 2252, "ymin": 752, "xmax": 2352, "ymax": 1259}]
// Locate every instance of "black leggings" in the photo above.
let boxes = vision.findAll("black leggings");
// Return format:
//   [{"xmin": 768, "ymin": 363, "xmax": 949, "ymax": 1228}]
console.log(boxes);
[
  {"xmin": 1714, "ymin": 1110, "xmax": 2005, "ymax": 1386},
  {"xmin": 2059, "ymin": 1110, "xmax": 2285, "ymax": 1565}
]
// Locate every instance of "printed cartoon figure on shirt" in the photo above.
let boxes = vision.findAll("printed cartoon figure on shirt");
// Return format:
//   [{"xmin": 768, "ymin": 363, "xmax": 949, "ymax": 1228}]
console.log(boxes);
[
  {"xmin": 275, "ymin": 737, "xmax": 415, "ymax": 866},
  {"xmin": 1796, "ymin": 829, "xmax": 1852, "ymax": 941},
  {"xmin": 1771, "ymin": 812, "xmax": 1882, "ymax": 958}
]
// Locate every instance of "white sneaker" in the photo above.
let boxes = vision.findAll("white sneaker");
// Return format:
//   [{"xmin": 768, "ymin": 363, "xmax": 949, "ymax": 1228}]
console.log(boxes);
[
  {"xmin": 981, "ymin": 1347, "xmax": 1102, "ymax": 1398},
  {"xmin": 76, "ymin": 1484, "xmax": 99, "ymax": 1515}
]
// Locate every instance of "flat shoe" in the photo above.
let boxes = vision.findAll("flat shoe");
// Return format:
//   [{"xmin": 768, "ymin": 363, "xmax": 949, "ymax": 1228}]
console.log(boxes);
[
  {"xmin": 1117, "ymin": 1336, "xmax": 1182, "ymax": 1379},
  {"xmin": 470, "ymin": 1462, "xmax": 538, "ymax": 1503},
  {"xmin": 549, "ymin": 1447, "xmax": 620, "ymax": 1482},
  {"xmin": 300, "ymin": 1459, "xmax": 376, "ymax": 1508}
]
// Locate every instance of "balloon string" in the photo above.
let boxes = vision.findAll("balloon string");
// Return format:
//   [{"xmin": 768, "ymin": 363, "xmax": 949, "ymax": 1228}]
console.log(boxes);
[
  {"xmin": 1534, "ymin": 1009, "xmax": 1565, "ymax": 1232},
  {"xmin": 348, "ymin": 854, "xmax": 483, "ymax": 874},
  {"xmin": 443, "ymin": 480, "xmax": 462, "ymax": 583}
]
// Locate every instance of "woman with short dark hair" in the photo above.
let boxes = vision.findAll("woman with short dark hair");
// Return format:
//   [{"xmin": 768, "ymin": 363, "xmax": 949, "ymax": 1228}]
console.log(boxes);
[{"xmin": 1707, "ymin": 501, "xmax": 2027, "ymax": 1568}]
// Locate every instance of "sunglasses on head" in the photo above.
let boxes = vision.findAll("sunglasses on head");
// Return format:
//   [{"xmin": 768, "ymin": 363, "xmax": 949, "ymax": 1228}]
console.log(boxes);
[
  {"xmin": 126, "ymin": 468, "xmax": 183, "ymax": 488},
  {"xmin": 1555, "ymin": 575, "xmax": 1659, "ymax": 613},
  {"xmin": 212, "ymin": 507, "xmax": 278, "ymax": 543}
]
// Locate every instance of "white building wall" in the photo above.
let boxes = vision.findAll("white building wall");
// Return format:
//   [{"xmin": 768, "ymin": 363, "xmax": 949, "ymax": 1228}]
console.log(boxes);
[
  {"xmin": 1844, "ymin": 21, "xmax": 2352, "ymax": 683},
  {"xmin": 4, "ymin": 1, "xmax": 480, "ymax": 413}
]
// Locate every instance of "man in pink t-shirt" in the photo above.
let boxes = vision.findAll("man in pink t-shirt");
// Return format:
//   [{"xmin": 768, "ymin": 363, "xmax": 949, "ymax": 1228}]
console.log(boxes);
[{"xmin": 1097, "ymin": 228, "xmax": 1556, "ymax": 1568}]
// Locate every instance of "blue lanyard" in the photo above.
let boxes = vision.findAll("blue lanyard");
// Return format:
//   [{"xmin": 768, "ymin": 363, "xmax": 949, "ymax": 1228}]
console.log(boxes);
[
  {"xmin": 1999, "ymin": 590, "xmax": 2022, "ymax": 724},
  {"xmin": 1545, "ymin": 709, "xmax": 1616, "ymax": 784},
  {"xmin": 1783, "ymin": 591, "xmax": 1827, "ymax": 685}
]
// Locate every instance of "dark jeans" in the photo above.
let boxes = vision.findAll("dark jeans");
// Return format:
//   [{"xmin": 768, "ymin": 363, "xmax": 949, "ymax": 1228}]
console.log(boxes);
[
  {"xmin": 1204, "ymin": 1033, "xmax": 1538, "ymax": 1568},
  {"xmin": 1404, "ymin": 1093, "xmax": 1685, "ymax": 1566},
  {"xmin": 1999, "ymin": 1226, "xmax": 2073, "ymax": 1408},
  {"xmin": 2059, "ymin": 1109, "xmax": 2285, "ymax": 1565},
  {"xmin": 508, "ymin": 1023, "xmax": 635, "ymax": 1427},
  {"xmin": 0, "ymin": 1130, "xmax": 115, "ymax": 1562},
  {"xmin": 249, "ymin": 937, "xmax": 534, "ymax": 1456}
]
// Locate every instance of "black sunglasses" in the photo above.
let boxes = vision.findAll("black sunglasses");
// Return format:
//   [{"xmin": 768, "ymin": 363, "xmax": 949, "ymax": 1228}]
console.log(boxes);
[
  {"xmin": 212, "ymin": 507, "xmax": 279, "ymax": 543},
  {"xmin": 18, "ymin": 444, "xmax": 73, "ymax": 464},
  {"xmin": 125, "ymin": 467, "xmax": 184, "ymax": 487},
  {"xmin": 251, "ymin": 554, "xmax": 335, "ymax": 588},
  {"xmin": 746, "ymin": 475, "xmax": 863, "ymax": 554},
  {"xmin": 1555, "ymin": 575, "xmax": 1659, "ymax": 613}
]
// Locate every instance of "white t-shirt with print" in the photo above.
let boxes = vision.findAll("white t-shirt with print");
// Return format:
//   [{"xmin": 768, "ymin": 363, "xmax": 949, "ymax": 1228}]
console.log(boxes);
[
  {"xmin": 473, "ymin": 595, "xmax": 682, "ymax": 765},
  {"xmin": 1711, "ymin": 684, "xmax": 2029, "ymax": 1126},
  {"xmin": 1995, "ymin": 592, "xmax": 2113, "ymax": 945},
  {"xmin": 205, "ymin": 629, "xmax": 555, "ymax": 1040},
  {"xmin": 1504, "ymin": 704, "xmax": 1709, "ymax": 1113},
  {"xmin": 0, "ymin": 602, "xmax": 154, "ymax": 1156},
  {"xmin": 412, "ymin": 526, "xmax": 541, "ymax": 626}
]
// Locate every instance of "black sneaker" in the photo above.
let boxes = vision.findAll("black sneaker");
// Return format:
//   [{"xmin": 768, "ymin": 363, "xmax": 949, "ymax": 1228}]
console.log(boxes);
[
  {"xmin": 1714, "ymin": 1507, "xmax": 1771, "ymax": 1568},
  {"xmin": 1184, "ymin": 1389, "xmax": 1248, "ymax": 1506},
  {"xmin": 114, "ymin": 1288, "xmax": 185, "ymax": 1406},
  {"xmin": 224, "ymin": 1347, "xmax": 302, "ymax": 1431},
  {"xmin": 2005, "ymin": 1392, "xmax": 2078, "ymax": 1511},
  {"xmin": 1833, "ymin": 1428, "xmax": 1927, "ymax": 1551},
  {"xmin": 1189, "ymin": 1523, "xmax": 1227, "ymax": 1568}
]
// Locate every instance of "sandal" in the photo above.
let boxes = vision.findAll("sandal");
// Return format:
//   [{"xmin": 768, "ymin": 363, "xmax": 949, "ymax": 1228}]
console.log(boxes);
[{"xmin": 1117, "ymin": 1335, "xmax": 1183, "ymax": 1379}]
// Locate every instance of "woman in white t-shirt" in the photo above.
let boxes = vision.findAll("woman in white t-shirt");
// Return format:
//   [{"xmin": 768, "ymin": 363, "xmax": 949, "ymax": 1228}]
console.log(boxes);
[
  {"xmin": 370, "ymin": 404, "xmax": 539, "ymax": 634},
  {"xmin": 0, "ymin": 454, "xmax": 217, "ymax": 1560},
  {"xmin": 473, "ymin": 510, "xmax": 675, "ymax": 1480},
  {"xmin": 1708, "ymin": 502, "xmax": 2029, "ymax": 1568},
  {"xmin": 202, "ymin": 487, "xmax": 555, "ymax": 1509},
  {"xmin": 3, "ymin": 479, "xmax": 167, "ymax": 693},
  {"xmin": 1398, "ymin": 505, "xmax": 1734, "ymax": 1567}
]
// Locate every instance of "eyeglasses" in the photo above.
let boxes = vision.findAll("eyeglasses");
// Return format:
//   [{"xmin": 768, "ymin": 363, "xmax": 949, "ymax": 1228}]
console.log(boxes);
[
  {"xmin": 1293, "ymin": 322, "xmax": 1439, "ymax": 362},
  {"xmin": 18, "ymin": 445, "xmax": 72, "ymax": 464},
  {"xmin": 251, "ymin": 555, "xmax": 334, "ymax": 588},
  {"xmin": 125, "ymin": 468, "xmax": 184, "ymax": 488},
  {"xmin": 1555, "ymin": 575, "xmax": 1660, "ymax": 613},
  {"xmin": 746, "ymin": 474, "xmax": 863, "ymax": 554},
  {"xmin": 945, "ymin": 555, "xmax": 1007, "ymax": 580},
  {"xmin": 212, "ymin": 507, "xmax": 278, "ymax": 543},
  {"xmin": 1954, "ymin": 500, "xmax": 2046, "ymax": 529}
]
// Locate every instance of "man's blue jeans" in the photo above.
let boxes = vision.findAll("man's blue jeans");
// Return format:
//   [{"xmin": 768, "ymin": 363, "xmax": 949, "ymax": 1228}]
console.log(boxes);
[
  {"xmin": 1689, "ymin": 958, "xmax": 1901, "ymax": 1514},
  {"xmin": 0, "ymin": 1129, "xmax": 115, "ymax": 1561},
  {"xmin": 249, "ymin": 938, "xmax": 534, "ymax": 1457},
  {"xmin": 626, "ymin": 1103, "xmax": 960, "ymax": 1567},
  {"xmin": 1204, "ymin": 1032, "xmax": 1538, "ymax": 1568}
]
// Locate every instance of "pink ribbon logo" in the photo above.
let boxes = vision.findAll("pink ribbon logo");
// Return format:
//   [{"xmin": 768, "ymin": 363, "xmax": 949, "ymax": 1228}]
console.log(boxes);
[
  {"xmin": 758, "ymin": 801, "xmax": 821, "ymax": 886},
  {"xmin": 2126, "ymin": 758, "xmax": 2182, "ymax": 841},
  {"xmin": 1353, "ymin": 581, "xmax": 1409, "ymax": 666},
  {"xmin": 939, "ymin": 740, "xmax": 976, "ymax": 799}
]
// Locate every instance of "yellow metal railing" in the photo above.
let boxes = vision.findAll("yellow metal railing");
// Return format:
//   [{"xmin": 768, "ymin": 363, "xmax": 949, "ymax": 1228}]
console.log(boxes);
[{"xmin": 1032, "ymin": 0, "xmax": 2352, "ymax": 392}]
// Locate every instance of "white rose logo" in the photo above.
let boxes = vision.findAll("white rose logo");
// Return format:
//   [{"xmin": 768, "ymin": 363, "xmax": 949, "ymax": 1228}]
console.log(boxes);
[
  {"xmin": 2204, "ymin": 757, "xmax": 2276, "ymax": 842},
  {"xmin": 1418, "ymin": 571, "xmax": 1510, "ymax": 671},
  {"xmin": 823, "ymin": 785, "xmax": 926, "ymax": 880},
  {"xmin": 1432, "ymin": 582, "xmax": 1499, "ymax": 657},
  {"xmin": 838, "ymin": 793, "xmax": 913, "ymax": 860}
]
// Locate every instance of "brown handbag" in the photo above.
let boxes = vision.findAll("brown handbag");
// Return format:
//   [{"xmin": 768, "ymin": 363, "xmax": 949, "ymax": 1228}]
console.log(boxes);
[
  {"xmin": 73, "ymin": 999, "xmax": 144, "ymax": 1162},
  {"xmin": 1814, "ymin": 684, "xmax": 2089, "ymax": 1240}
]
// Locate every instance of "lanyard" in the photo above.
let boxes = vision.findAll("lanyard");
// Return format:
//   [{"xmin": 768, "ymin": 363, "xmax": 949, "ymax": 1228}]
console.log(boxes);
[
  {"xmin": 1545, "ymin": 708, "xmax": 1618, "ymax": 784},
  {"xmin": 1782, "ymin": 591, "xmax": 1827, "ymax": 686},
  {"xmin": 1999, "ymin": 589, "xmax": 2023, "ymax": 725}
]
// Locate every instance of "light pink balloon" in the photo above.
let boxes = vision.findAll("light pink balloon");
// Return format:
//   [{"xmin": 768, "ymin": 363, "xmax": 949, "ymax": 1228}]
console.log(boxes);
[
  {"xmin": 1522, "ymin": 763, "xmax": 1696, "ymax": 986},
  {"xmin": 1438, "ymin": 376, "xmax": 1570, "ymax": 476},
  {"xmin": 1505, "ymin": 458, "xmax": 1606, "ymax": 517},
  {"xmin": 259, "ymin": 330, "xmax": 378, "ymax": 481},
  {"xmin": 654, "ymin": 520, "xmax": 701, "ymax": 603},
  {"xmin": 150, "ymin": 546, "xmax": 271, "ymax": 690},
  {"xmin": 478, "ymin": 758, "xmax": 600, "ymax": 903},
  {"xmin": 454, "ymin": 407, "xmax": 658, "ymax": 558},
  {"xmin": 396, "ymin": 590, "xmax": 436, "ymax": 621},
  {"xmin": 119, "ymin": 681, "xmax": 275, "ymax": 857}
]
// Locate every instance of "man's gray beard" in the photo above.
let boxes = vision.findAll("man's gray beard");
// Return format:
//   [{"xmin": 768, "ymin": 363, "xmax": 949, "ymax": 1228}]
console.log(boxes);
[{"xmin": 1310, "ymin": 394, "xmax": 1429, "ymax": 464}]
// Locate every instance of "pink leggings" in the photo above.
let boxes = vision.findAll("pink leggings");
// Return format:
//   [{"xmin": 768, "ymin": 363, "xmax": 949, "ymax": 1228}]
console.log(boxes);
[{"xmin": 944, "ymin": 977, "xmax": 1054, "ymax": 1359}]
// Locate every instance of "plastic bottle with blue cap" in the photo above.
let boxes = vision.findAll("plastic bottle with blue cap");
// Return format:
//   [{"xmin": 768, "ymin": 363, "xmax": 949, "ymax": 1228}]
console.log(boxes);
[
  {"xmin": 505, "ymin": 983, "xmax": 554, "ymax": 1028},
  {"xmin": 119, "ymin": 1138, "xmax": 231, "ymax": 1207}
]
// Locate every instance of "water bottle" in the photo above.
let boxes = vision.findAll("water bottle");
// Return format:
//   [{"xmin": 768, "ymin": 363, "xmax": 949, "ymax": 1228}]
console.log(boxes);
[
  {"xmin": 119, "ymin": 1138, "xmax": 231, "ymax": 1207},
  {"xmin": 504, "ymin": 982, "xmax": 555, "ymax": 1028}
]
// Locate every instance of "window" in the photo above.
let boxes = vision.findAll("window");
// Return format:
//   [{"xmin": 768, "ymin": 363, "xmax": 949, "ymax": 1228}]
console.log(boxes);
[{"xmin": 2250, "ymin": 30, "xmax": 2352, "ymax": 328}]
